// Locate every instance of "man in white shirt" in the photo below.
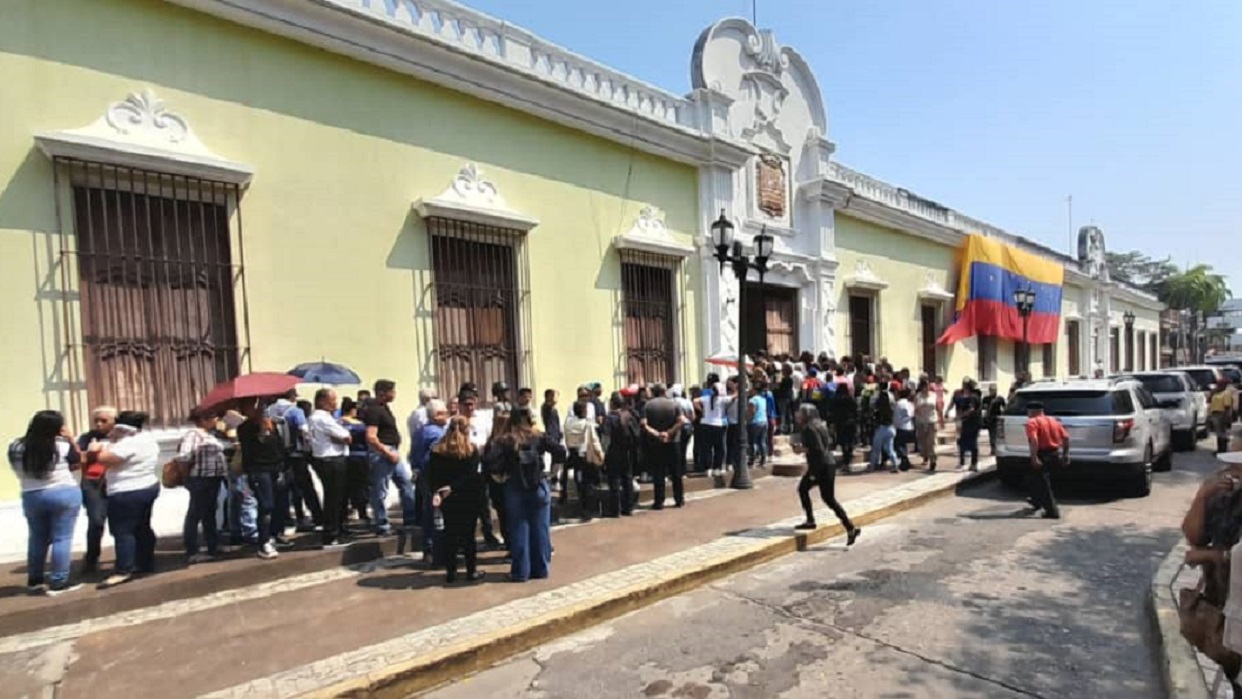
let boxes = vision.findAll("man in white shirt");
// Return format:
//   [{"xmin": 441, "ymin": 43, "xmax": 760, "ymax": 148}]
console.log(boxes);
[{"xmin": 309, "ymin": 388, "xmax": 352, "ymax": 548}]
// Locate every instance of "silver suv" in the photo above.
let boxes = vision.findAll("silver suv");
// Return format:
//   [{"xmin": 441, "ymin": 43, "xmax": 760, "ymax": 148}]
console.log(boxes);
[
  {"xmin": 995, "ymin": 379, "xmax": 1173, "ymax": 497},
  {"xmin": 1113, "ymin": 371, "xmax": 1205, "ymax": 451}
]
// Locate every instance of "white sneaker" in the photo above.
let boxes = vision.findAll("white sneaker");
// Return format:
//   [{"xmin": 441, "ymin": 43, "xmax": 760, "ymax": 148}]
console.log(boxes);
[
  {"xmin": 257, "ymin": 542, "xmax": 278, "ymax": 560},
  {"xmin": 44, "ymin": 583, "xmax": 83, "ymax": 597}
]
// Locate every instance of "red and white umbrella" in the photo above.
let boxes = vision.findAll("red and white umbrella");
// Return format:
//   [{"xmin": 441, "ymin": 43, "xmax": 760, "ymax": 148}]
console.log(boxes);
[{"xmin": 705, "ymin": 353, "xmax": 755, "ymax": 370}]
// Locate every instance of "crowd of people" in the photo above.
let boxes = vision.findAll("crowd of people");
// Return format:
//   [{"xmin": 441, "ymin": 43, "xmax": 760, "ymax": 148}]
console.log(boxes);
[{"xmin": 10, "ymin": 350, "xmax": 1018, "ymax": 597}]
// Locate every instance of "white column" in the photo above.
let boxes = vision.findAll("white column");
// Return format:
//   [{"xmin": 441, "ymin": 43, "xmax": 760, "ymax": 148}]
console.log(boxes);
[{"xmin": 697, "ymin": 164, "xmax": 740, "ymax": 358}]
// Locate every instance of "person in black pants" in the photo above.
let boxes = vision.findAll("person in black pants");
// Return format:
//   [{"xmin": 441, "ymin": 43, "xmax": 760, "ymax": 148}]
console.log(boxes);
[
  {"xmin": 831, "ymin": 387, "xmax": 858, "ymax": 471},
  {"xmin": 76, "ymin": 406, "xmax": 116, "ymax": 573},
  {"xmin": 1024, "ymin": 401, "xmax": 1067, "ymax": 520},
  {"xmin": 308, "ymin": 388, "xmax": 352, "ymax": 547},
  {"xmin": 793, "ymin": 404, "xmax": 860, "ymax": 545},
  {"xmin": 641, "ymin": 384, "xmax": 688, "ymax": 510},
  {"xmin": 602, "ymin": 393, "xmax": 640, "ymax": 517},
  {"xmin": 426, "ymin": 416, "xmax": 486, "ymax": 584}
]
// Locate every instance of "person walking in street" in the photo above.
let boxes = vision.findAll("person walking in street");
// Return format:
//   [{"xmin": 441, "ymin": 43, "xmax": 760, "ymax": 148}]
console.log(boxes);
[
  {"xmin": 490, "ymin": 408, "xmax": 555, "ymax": 582},
  {"xmin": 602, "ymin": 392, "xmax": 641, "ymax": 517},
  {"xmin": 1212, "ymin": 380, "xmax": 1235, "ymax": 454},
  {"xmin": 642, "ymin": 384, "xmax": 688, "ymax": 510},
  {"xmin": 238, "ymin": 401, "xmax": 293, "ymax": 559},
  {"xmin": 870, "ymin": 389, "xmax": 899, "ymax": 473},
  {"xmin": 792, "ymin": 404, "xmax": 860, "ymax": 544},
  {"xmin": 362, "ymin": 379, "xmax": 417, "ymax": 537},
  {"xmin": 951, "ymin": 378, "xmax": 983, "ymax": 471},
  {"xmin": 75, "ymin": 406, "xmax": 115, "ymax": 574},
  {"xmin": 90, "ymin": 411, "xmax": 161, "ymax": 587},
  {"xmin": 914, "ymin": 382, "xmax": 939, "ymax": 471},
  {"xmin": 426, "ymin": 416, "xmax": 486, "ymax": 584},
  {"xmin": 10, "ymin": 410, "xmax": 83, "ymax": 595},
  {"xmin": 309, "ymin": 388, "xmax": 353, "ymax": 548},
  {"xmin": 694, "ymin": 375, "xmax": 728, "ymax": 476},
  {"xmin": 176, "ymin": 408, "xmax": 230, "ymax": 562},
  {"xmin": 1023, "ymin": 401, "xmax": 1066, "ymax": 519}
]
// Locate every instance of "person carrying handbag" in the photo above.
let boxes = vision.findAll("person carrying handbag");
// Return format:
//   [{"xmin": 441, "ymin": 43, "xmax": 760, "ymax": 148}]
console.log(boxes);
[
  {"xmin": 564, "ymin": 401, "xmax": 603, "ymax": 520},
  {"xmin": 1180, "ymin": 452, "xmax": 1242, "ymax": 696}
]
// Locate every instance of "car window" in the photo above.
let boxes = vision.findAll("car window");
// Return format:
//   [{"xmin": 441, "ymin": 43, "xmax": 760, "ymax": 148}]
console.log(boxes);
[
  {"xmin": 1006, "ymin": 390, "xmax": 1134, "ymax": 417},
  {"xmin": 1125, "ymin": 374, "xmax": 1184, "ymax": 393},
  {"xmin": 1135, "ymin": 387, "xmax": 1156, "ymax": 409},
  {"xmin": 1223, "ymin": 367, "xmax": 1242, "ymax": 384},
  {"xmin": 1182, "ymin": 369, "xmax": 1217, "ymax": 390}
]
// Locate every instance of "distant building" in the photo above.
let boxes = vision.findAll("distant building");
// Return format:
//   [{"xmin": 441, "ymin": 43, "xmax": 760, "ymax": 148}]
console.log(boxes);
[{"xmin": 1207, "ymin": 299, "xmax": 1242, "ymax": 354}]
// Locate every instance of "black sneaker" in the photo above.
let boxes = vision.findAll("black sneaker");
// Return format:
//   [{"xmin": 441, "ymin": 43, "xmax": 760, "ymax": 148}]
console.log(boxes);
[
  {"xmin": 795, "ymin": 521, "xmax": 817, "ymax": 531},
  {"xmin": 45, "ymin": 583, "xmax": 84, "ymax": 597},
  {"xmin": 847, "ymin": 528, "xmax": 862, "ymax": 546}
]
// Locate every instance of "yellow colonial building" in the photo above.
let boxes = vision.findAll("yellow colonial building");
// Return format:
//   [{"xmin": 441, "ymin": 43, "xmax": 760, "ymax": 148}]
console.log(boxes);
[{"xmin": 0, "ymin": 0, "xmax": 1162, "ymax": 500}]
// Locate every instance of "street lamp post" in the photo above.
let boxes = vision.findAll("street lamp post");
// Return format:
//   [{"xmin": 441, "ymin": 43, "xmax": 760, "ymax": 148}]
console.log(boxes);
[
  {"xmin": 1123, "ymin": 310, "xmax": 1136, "ymax": 371},
  {"xmin": 712, "ymin": 210, "xmax": 773, "ymax": 490},
  {"xmin": 1013, "ymin": 288, "xmax": 1036, "ymax": 374}
]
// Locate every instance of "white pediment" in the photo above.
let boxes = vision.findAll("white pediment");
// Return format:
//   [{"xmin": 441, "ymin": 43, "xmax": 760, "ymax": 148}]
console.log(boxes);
[
  {"xmin": 34, "ymin": 88, "xmax": 254, "ymax": 185},
  {"xmin": 843, "ymin": 258, "xmax": 889, "ymax": 291},
  {"xmin": 613, "ymin": 206, "xmax": 693, "ymax": 258},
  {"xmin": 917, "ymin": 272, "xmax": 955, "ymax": 302},
  {"xmin": 413, "ymin": 163, "xmax": 539, "ymax": 232}
]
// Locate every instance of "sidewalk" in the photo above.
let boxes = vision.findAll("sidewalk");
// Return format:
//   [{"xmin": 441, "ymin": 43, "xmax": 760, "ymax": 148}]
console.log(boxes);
[{"xmin": 0, "ymin": 451, "xmax": 993, "ymax": 699}]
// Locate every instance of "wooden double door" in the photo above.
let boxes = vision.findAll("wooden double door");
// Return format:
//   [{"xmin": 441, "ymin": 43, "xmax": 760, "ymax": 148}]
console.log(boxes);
[{"xmin": 742, "ymin": 282, "xmax": 799, "ymax": 357}]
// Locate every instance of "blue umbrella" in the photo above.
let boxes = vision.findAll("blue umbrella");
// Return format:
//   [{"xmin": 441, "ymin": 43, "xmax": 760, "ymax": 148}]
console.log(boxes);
[{"xmin": 288, "ymin": 361, "xmax": 361, "ymax": 386}]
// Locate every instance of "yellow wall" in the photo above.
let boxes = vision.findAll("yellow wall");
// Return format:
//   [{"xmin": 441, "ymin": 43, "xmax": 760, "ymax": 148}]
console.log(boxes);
[
  {"xmin": 834, "ymin": 213, "xmax": 1017, "ymax": 386},
  {"xmin": 0, "ymin": 0, "xmax": 700, "ymax": 498}
]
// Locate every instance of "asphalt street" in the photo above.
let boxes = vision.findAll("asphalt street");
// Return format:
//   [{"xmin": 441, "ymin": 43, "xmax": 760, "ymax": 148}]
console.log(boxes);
[{"xmin": 425, "ymin": 444, "xmax": 1221, "ymax": 699}]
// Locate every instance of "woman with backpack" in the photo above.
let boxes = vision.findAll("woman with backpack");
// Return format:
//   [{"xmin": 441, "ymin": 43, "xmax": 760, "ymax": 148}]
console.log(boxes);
[
  {"xmin": 602, "ymin": 392, "xmax": 641, "ymax": 517},
  {"xmin": 490, "ymin": 407, "xmax": 557, "ymax": 582}
]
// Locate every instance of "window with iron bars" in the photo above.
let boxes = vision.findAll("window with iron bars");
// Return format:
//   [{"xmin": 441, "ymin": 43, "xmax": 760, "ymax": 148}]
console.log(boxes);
[
  {"xmin": 619, "ymin": 251, "xmax": 679, "ymax": 386},
  {"xmin": 55, "ymin": 158, "xmax": 247, "ymax": 427},
  {"xmin": 427, "ymin": 219, "xmax": 528, "ymax": 402}
]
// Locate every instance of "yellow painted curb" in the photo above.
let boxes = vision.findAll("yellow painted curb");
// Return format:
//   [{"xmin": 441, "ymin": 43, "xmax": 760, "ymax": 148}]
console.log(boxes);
[{"xmin": 303, "ymin": 471, "xmax": 992, "ymax": 699}]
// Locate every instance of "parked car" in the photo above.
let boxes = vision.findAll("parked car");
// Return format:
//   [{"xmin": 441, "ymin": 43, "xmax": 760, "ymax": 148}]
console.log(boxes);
[
  {"xmin": 1174, "ymin": 365, "xmax": 1239, "ymax": 418},
  {"xmin": 1113, "ymin": 371, "xmax": 1205, "ymax": 451},
  {"xmin": 995, "ymin": 378, "xmax": 1173, "ymax": 497}
]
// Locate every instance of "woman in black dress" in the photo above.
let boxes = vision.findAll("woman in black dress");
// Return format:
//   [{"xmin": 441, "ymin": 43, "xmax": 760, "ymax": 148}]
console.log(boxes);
[
  {"xmin": 794, "ymin": 404, "xmax": 861, "ymax": 545},
  {"xmin": 426, "ymin": 416, "xmax": 485, "ymax": 584}
]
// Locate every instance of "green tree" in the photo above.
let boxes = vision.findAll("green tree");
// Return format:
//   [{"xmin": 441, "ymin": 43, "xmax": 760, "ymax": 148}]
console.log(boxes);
[
  {"xmin": 1105, "ymin": 250, "xmax": 1179, "ymax": 300},
  {"xmin": 1164, "ymin": 264, "xmax": 1231, "ymax": 362}
]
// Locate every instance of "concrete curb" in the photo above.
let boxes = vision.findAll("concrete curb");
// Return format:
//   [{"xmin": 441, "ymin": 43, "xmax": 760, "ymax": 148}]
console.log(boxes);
[
  {"xmin": 285, "ymin": 466, "xmax": 998, "ymax": 699},
  {"xmin": 1149, "ymin": 541, "xmax": 1214, "ymax": 699}
]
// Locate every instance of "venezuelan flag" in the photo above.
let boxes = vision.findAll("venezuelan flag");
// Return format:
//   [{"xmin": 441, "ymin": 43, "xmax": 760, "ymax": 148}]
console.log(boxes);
[{"xmin": 937, "ymin": 234, "xmax": 1064, "ymax": 345}]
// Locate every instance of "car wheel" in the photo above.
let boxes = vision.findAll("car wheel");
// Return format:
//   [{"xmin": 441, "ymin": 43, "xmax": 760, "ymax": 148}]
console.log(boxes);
[
  {"xmin": 1154, "ymin": 442, "xmax": 1173, "ymax": 472},
  {"xmin": 1129, "ymin": 446, "xmax": 1153, "ymax": 497},
  {"xmin": 1173, "ymin": 430, "xmax": 1194, "ymax": 452},
  {"xmin": 999, "ymin": 469, "xmax": 1024, "ymax": 490}
]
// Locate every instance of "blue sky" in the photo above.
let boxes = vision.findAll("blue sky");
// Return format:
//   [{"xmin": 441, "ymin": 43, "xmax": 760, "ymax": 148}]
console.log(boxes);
[{"xmin": 464, "ymin": 0, "xmax": 1241, "ymax": 291}]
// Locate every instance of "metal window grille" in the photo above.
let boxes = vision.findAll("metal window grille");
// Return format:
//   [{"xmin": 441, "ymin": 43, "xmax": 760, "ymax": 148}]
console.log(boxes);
[
  {"xmin": 848, "ymin": 294, "xmax": 873, "ymax": 358},
  {"xmin": 620, "ymin": 251, "xmax": 678, "ymax": 386},
  {"xmin": 427, "ymin": 218, "xmax": 529, "ymax": 402},
  {"xmin": 53, "ymin": 158, "xmax": 248, "ymax": 427},
  {"xmin": 1067, "ymin": 321, "xmax": 1082, "ymax": 376}
]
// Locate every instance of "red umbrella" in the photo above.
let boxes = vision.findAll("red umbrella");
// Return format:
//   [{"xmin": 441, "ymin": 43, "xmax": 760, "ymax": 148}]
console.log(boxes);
[
  {"xmin": 705, "ymin": 353, "xmax": 755, "ymax": 369},
  {"xmin": 197, "ymin": 372, "xmax": 301, "ymax": 412}
]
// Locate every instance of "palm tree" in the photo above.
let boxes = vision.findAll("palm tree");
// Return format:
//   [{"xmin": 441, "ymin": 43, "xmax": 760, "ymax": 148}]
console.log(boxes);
[{"xmin": 1164, "ymin": 265, "xmax": 1231, "ymax": 362}]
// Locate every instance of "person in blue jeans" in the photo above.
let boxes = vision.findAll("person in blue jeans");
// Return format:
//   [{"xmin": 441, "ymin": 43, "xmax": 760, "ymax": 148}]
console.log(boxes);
[
  {"xmin": 490, "ymin": 408, "xmax": 554, "ymax": 582},
  {"xmin": 747, "ymin": 384, "xmax": 769, "ymax": 468},
  {"xmin": 75, "ymin": 406, "xmax": 115, "ymax": 574},
  {"xmin": 362, "ymin": 379, "xmax": 417, "ymax": 536},
  {"xmin": 9, "ymin": 410, "xmax": 83, "ymax": 595},
  {"xmin": 91, "ymin": 411, "xmax": 162, "ymax": 587},
  {"xmin": 869, "ymin": 390, "xmax": 899, "ymax": 473}
]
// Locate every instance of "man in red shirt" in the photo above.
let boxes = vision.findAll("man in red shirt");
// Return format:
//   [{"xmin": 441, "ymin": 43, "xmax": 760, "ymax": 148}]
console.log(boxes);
[{"xmin": 1025, "ymin": 401, "xmax": 1070, "ymax": 520}]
